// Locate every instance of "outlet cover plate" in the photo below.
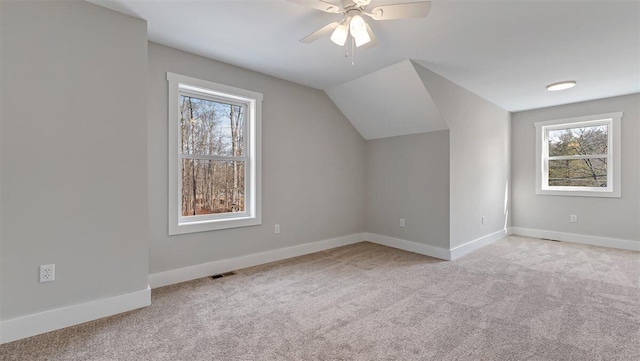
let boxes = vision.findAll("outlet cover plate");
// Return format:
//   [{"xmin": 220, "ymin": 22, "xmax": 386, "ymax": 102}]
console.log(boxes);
[{"xmin": 40, "ymin": 264, "xmax": 55, "ymax": 283}]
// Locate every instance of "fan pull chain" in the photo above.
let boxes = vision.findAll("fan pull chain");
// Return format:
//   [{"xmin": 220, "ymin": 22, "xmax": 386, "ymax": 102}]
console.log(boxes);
[
  {"xmin": 351, "ymin": 35, "xmax": 356, "ymax": 66},
  {"xmin": 344, "ymin": 38, "xmax": 348, "ymax": 58}
]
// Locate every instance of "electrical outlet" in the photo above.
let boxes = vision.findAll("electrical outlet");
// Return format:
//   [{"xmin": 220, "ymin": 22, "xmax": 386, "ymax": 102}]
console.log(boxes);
[
  {"xmin": 400, "ymin": 218, "xmax": 405, "ymax": 227},
  {"xmin": 39, "ymin": 264, "xmax": 55, "ymax": 283},
  {"xmin": 274, "ymin": 224, "xmax": 280, "ymax": 234},
  {"xmin": 570, "ymin": 215, "xmax": 578, "ymax": 223}
]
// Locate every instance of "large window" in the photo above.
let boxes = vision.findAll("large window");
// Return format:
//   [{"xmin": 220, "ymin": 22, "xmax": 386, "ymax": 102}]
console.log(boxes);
[
  {"xmin": 167, "ymin": 73, "xmax": 262, "ymax": 234},
  {"xmin": 535, "ymin": 112, "xmax": 622, "ymax": 197}
]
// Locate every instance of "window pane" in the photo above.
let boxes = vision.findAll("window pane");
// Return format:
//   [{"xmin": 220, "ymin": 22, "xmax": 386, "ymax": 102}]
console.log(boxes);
[
  {"xmin": 181, "ymin": 159, "xmax": 245, "ymax": 216},
  {"xmin": 548, "ymin": 158, "xmax": 607, "ymax": 187},
  {"xmin": 548, "ymin": 125, "xmax": 608, "ymax": 157},
  {"xmin": 179, "ymin": 95, "xmax": 245, "ymax": 157}
]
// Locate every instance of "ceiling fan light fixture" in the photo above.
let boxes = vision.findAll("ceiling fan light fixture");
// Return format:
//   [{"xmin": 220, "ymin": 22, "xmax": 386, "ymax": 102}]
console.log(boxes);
[
  {"xmin": 330, "ymin": 23, "xmax": 348, "ymax": 46},
  {"xmin": 546, "ymin": 81, "xmax": 576, "ymax": 91},
  {"xmin": 353, "ymin": 29, "xmax": 371, "ymax": 47},
  {"xmin": 349, "ymin": 15, "xmax": 371, "ymax": 47},
  {"xmin": 349, "ymin": 14, "xmax": 367, "ymax": 34},
  {"xmin": 291, "ymin": 0, "xmax": 434, "ymax": 61}
]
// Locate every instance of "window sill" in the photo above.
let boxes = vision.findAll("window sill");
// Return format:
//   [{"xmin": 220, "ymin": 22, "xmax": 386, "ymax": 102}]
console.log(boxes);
[
  {"xmin": 169, "ymin": 216, "xmax": 261, "ymax": 235},
  {"xmin": 536, "ymin": 188, "xmax": 621, "ymax": 198}
]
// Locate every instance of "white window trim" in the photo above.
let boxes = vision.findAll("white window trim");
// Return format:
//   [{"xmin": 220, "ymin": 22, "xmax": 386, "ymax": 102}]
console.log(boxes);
[
  {"xmin": 535, "ymin": 112, "xmax": 622, "ymax": 198},
  {"xmin": 167, "ymin": 72, "xmax": 262, "ymax": 235}
]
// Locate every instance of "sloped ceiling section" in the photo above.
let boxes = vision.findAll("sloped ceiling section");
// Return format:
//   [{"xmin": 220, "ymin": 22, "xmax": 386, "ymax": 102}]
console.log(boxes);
[{"xmin": 325, "ymin": 60, "xmax": 448, "ymax": 140}]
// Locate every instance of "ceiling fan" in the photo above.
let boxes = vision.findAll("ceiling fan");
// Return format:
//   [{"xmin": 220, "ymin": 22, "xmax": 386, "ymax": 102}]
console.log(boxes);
[{"xmin": 288, "ymin": 0, "xmax": 431, "ymax": 49}]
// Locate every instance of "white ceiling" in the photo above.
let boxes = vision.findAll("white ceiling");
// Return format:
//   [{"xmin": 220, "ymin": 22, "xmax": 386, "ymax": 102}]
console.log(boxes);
[{"xmin": 89, "ymin": 0, "xmax": 639, "ymax": 113}]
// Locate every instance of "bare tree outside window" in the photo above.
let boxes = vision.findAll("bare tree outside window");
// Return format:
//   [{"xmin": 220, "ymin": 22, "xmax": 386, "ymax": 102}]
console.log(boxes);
[
  {"xmin": 179, "ymin": 95, "xmax": 245, "ymax": 216},
  {"xmin": 547, "ymin": 125, "xmax": 608, "ymax": 187},
  {"xmin": 535, "ymin": 112, "xmax": 621, "ymax": 198}
]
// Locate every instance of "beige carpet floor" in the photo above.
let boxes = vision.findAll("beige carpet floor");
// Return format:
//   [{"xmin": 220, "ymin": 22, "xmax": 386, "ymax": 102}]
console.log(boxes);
[{"xmin": 1, "ymin": 236, "xmax": 639, "ymax": 360}]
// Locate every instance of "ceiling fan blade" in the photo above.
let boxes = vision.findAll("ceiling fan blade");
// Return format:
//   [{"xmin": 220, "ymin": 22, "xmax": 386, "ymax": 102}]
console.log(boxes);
[
  {"xmin": 287, "ymin": 0, "xmax": 341, "ymax": 14},
  {"xmin": 300, "ymin": 22, "xmax": 340, "ymax": 43},
  {"xmin": 369, "ymin": 1, "xmax": 431, "ymax": 20},
  {"xmin": 359, "ymin": 23, "xmax": 378, "ymax": 49}
]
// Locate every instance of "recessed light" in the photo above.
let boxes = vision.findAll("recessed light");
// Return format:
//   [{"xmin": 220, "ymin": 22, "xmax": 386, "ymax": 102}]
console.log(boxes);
[{"xmin": 546, "ymin": 81, "xmax": 576, "ymax": 91}]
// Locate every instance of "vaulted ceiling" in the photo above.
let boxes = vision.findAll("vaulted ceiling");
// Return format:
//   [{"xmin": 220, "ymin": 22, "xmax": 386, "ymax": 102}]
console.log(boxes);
[
  {"xmin": 90, "ymin": 0, "xmax": 640, "ymax": 138},
  {"xmin": 326, "ymin": 60, "xmax": 448, "ymax": 140}
]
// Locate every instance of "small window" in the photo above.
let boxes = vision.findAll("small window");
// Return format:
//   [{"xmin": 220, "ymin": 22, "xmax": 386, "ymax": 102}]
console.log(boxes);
[
  {"xmin": 167, "ymin": 73, "xmax": 262, "ymax": 234},
  {"xmin": 535, "ymin": 112, "xmax": 622, "ymax": 197}
]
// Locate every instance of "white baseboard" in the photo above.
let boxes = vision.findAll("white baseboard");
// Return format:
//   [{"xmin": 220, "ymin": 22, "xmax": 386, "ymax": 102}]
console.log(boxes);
[
  {"xmin": 365, "ymin": 229, "xmax": 512, "ymax": 261},
  {"xmin": 0, "ymin": 286, "xmax": 151, "ymax": 345},
  {"xmin": 364, "ymin": 233, "xmax": 451, "ymax": 260},
  {"xmin": 148, "ymin": 233, "xmax": 365, "ymax": 289},
  {"xmin": 449, "ymin": 228, "xmax": 512, "ymax": 260},
  {"xmin": 511, "ymin": 227, "xmax": 640, "ymax": 252}
]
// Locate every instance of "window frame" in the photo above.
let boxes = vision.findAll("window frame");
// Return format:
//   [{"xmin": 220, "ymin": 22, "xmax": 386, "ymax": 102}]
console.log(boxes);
[
  {"xmin": 167, "ymin": 72, "xmax": 262, "ymax": 235},
  {"xmin": 534, "ymin": 112, "xmax": 622, "ymax": 198}
]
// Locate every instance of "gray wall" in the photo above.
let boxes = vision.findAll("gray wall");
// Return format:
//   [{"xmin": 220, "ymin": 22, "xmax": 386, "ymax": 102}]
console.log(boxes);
[
  {"xmin": 148, "ymin": 43, "xmax": 366, "ymax": 274},
  {"xmin": 0, "ymin": 1, "xmax": 149, "ymax": 320},
  {"xmin": 413, "ymin": 62, "xmax": 511, "ymax": 248},
  {"xmin": 365, "ymin": 131, "xmax": 450, "ymax": 248},
  {"xmin": 511, "ymin": 94, "xmax": 639, "ymax": 242}
]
